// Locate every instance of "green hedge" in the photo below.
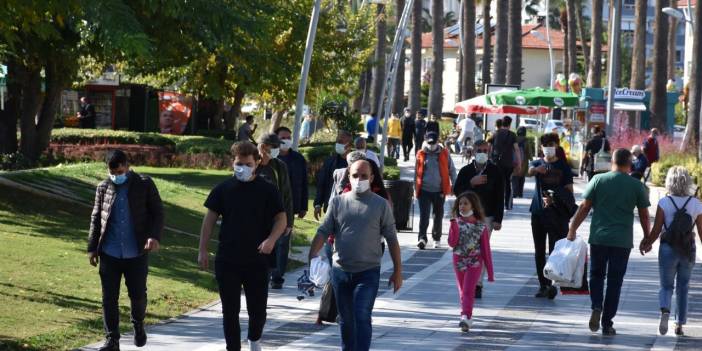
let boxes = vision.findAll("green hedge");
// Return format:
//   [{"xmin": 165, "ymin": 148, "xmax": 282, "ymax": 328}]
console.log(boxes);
[
  {"xmin": 383, "ymin": 165, "xmax": 400, "ymax": 180},
  {"xmin": 651, "ymin": 153, "xmax": 702, "ymax": 189},
  {"xmin": 163, "ymin": 135, "xmax": 233, "ymax": 155}
]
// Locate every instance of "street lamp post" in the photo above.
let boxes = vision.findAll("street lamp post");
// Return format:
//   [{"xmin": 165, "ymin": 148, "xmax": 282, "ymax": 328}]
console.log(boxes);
[{"xmin": 605, "ymin": 0, "xmax": 622, "ymax": 137}]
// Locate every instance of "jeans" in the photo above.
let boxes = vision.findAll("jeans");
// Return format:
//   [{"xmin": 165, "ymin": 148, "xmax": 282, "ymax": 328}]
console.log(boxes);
[
  {"xmin": 418, "ymin": 190, "xmax": 445, "ymax": 242},
  {"xmin": 99, "ymin": 253, "xmax": 149, "ymax": 340},
  {"xmin": 658, "ymin": 242, "xmax": 696, "ymax": 324},
  {"xmin": 499, "ymin": 166, "xmax": 514, "ymax": 209},
  {"xmin": 589, "ymin": 244, "xmax": 631, "ymax": 328},
  {"xmin": 331, "ymin": 266, "xmax": 381, "ymax": 351},
  {"xmin": 215, "ymin": 260, "xmax": 270, "ymax": 350},
  {"xmin": 271, "ymin": 233, "xmax": 292, "ymax": 284},
  {"xmin": 531, "ymin": 214, "xmax": 567, "ymax": 287}
]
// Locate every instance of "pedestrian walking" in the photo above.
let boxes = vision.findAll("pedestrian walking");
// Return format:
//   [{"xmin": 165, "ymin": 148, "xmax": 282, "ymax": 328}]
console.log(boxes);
[
  {"xmin": 276, "ymin": 127, "xmax": 309, "ymax": 223},
  {"xmin": 567, "ymin": 148, "xmax": 651, "ymax": 336},
  {"xmin": 630, "ymin": 145, "xmax": 649, "ymax": 180},
  {"xmin": 448, "ymin": 191, "xmax": 494, "ymax": 332},
  {"xmin": 309, "ymin": 159, "xmax": 403, "ymax": 351},
  {"xmin": 314, "ymin": 131, "xmax": 353, "ymax": 220},
  {"xmin": 401, "ymin": 109, "xmax": 415, "ymax": 161},
  {"xmin": 415, "ymin": 112, "xmax": 427, "ymax": 154},
  {"xmin": 300, "ymin": 113, "xmax": 313, "ymax": 144},
  {"xmin": 88, "ymin": 150, "xmax": 164, "ymax": 351},
  {"xmin": 237, "ymin": 115, "xmax": 258, "ymax": 143},
  {"xmin": 78, "ymin": 96, "xmax": 97, "ymax": 129},
  {"xmin": 426, "ymin": 114, "xmax": 441, "ymax": 135},
  {"xmin": 198, "ymin": 141, "xmax": 288, "ymax": 351},
  {"xmin": 415, "ymin": 131, "xmax": 457, "ymax": 249},
  {"xmin": 387, "ymin": 113, "xmax": 402, "ymax": 159},
  {"xmin": 583, "ymin": 127, "xmax": 611, "ymax": 180},
  {"xmin": 456, "ymin": 115, "xmax": 476, "ymax": 152},
  {"xmin": 453, "ymin": 140, "xmax": 504, "ymax": 298},
  {"xmin": 490, "ymin": 116, "xmax": 522, "ymax": 210},
  {"xmin": 512, "ymin": 126, "xmax": 532, "ymax": 199},
  {"xmin": 353, "ymin": 136, "xmax": 380, "ymax": 168},
  {"xmin": 365, "ymin": 115, "xmax": 378, "ymax": 143},
  {"xmin": 640, "ymin": 166, "xmax": 702, "ymax": 336},
  {"xmin": 528, "ymin": 133, "xmax": 576, "ymax": 300},
  {"xmin": 643, "ymin": 128, "xmax": 660, "ymax": 165}
]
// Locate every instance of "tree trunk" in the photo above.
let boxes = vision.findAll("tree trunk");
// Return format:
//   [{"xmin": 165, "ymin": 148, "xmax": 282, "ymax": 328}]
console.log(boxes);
[
  {"xmin": 18, "ymin": 65, "xmax": 43, "ymax": 161},
  {"xmin": 461, "ymin": 0, "xmax": 477, "ymax": 99},
  {"xmin": 587, "ymin": 0, "xmax": 603, "ymax": 87},
  {"xmin": 371, "ymin": 4, "xmax": 387, "ymax": 116},
  {"xmin": 409, "ymin": 0, "xmax": 423, "ymax": 113},
  {"xmin": 227, "ymin": 87, "xmax": 245, "ymax": 130},
  {"xmin": 429, "ymin": 0, "xmax": 444, "ymax": 116},
  {"xmin": 361, "ymin": 68, "xmax": 373, "ymax": 113},
  {"xmin": 270, "ymin": 109, "xmax": 286, "ymax": 133},
  {"xmin": 506, "ymin": 0, "xmax": 522, "ymax": 86},
  {"xmin": 392, "ymin": 0, "xmax": 407, "ymax": 114},
  {"xmin": 561, "ymin": 8, "xmax": 570, "ymax": 80},
  {"xmin": 630, "ymin": 0, "xmax": 647, "ymax": 90},
  {"xmin": 649, "ymin": 0, "xmax": 670, "ymax": 132},
  {"xmin": 0, "ymin": 59, "xmax": 22, "ymax": 154},
  {"xmin": 492, "ymin": 0, "xmax": 508, "ymax": 84},
  {"xmin": 691, "ymin": 0, "xmax": 702, "ymax": 157},
  {"xmin": 212, "ymin": 99, "xmax": 225, "ymax": 130},
  {"xmin": 481, "ymin": 0, "xmax": 492, "ymax": 91},
  {"xmin": 35, "ymin": 58, "xmax": 66, "ymax": 157},
  {"xmin": 575, "ymin": 0, "xmax": 590, "ymax": 71},
  {"xmin": 666, "ymin": 0, "xmax": 678, "ymax": 80}
]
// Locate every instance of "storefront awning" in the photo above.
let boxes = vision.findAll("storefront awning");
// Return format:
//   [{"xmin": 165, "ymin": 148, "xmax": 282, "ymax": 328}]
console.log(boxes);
[{"xmin": 613, "ymin": 101, "xmax": 647, "ymax": 112}]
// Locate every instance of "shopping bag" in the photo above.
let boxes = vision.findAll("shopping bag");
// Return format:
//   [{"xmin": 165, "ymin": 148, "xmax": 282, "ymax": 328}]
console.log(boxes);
[
  {"xmin": 560, "ymin": 247, "xmax": 586, "ymax": 288},
  {"xmin": 309, "ymin": 256, "xmax": 331, "ymax": 287},
  {"xmin": 296, "ymin": 270, "xmax": 316, "ymax": 301},
  {"xmin": 318, "ymin": 281, "xmax": 338, "ymax": 323},
  {"xmin": 543, "ymin": 237, "xmax": 587, "ymax": 284},
  {"xmin": 561, "ymin": 254, "xmax": 589, "ymax": 295}
]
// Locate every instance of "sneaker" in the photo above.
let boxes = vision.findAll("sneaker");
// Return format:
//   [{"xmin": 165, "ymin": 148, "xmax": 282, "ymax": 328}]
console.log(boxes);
[
  {"xmin": 474, "ymin": 285, "xmax": 483, "ymax": 299},
  {"xmin": 270, "ymin": 282, "xmax": 283, "ymax": 290},
  {"xmin": 248, "ymin": 339, "xmax": 262, "ymax": 351},
  {"xmin": 98, "ymin": 338, "xmax": 120, "ymax": 351},
  {"xmin": 547, "ymin": 285, "xmax": 558, "ymax": 300},
  {"xmin": 433, "ymin": 240, "xmax": 440, "ymax": 249},
  {"xmin": 133, "ymin": 321, "xmax": 147, "ymax": 347},
  {"xmin": 659, "ymin": 311, "xmax": 670, "ymax": 335},
  {"xmin": 459, "ymin": 315, "xmax": 471, "ymax": 332},
  {"xmin": 589, "ymin": 309, "xmax": 602, "ymax": 332},
  {"xmin": 675, "ymin": 323, "xmax": 684, "ymax": 336},
  {"xmin": 534, "ymin": 286, "xmax": 548, "ymax": 298},
  {"xmin": 417, "ymin": 239, "xmax": 427, "ymax": 250},
  {"xmin": 602, "ymin": 326, "xmax": 616, "ymax": 336}
]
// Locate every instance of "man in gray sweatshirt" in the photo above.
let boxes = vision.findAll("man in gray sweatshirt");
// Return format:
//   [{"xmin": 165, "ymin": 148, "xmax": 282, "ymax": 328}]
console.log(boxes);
[{"xmin": 309, "ymin": 159, "xmax": 403, "ymax": 351}]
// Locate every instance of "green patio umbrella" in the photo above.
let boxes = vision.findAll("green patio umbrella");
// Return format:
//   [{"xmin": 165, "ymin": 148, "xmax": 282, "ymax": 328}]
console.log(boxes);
[{"xmin": 487, "ymin": 87, "xmax": 580, "ymax": 108}]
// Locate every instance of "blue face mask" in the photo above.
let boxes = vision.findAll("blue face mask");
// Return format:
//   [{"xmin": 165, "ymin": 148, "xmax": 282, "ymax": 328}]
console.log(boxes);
[{"xmin": 109, "ymin": 173, "xmax": 128, "ymax": 185}]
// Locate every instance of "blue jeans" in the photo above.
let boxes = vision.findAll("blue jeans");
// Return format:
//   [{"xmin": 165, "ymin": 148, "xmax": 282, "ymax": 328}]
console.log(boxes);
[
  {"xmin": 589, "ymin": 244, "xmax": 631, "ymax": 328},
  {"xmin": 271, "ymin": 233, "xmax": 291, "ymax": 284},
  {"xmin": 331, "ymin": 266, "xmax": 381, "ymax": 351},
  {"xmin": 659, "ymin": 242, "xmax": 696, "ymax": 324}
]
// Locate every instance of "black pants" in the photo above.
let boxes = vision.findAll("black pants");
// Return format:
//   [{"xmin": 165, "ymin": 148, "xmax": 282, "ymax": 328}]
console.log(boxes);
[
  {"xmin": 99, "ymin": 253, "xmax": 149, "ymax": 340},
  {"xmin": 271, "ymin": 233, "xmax": 291, "ymax": 285},
  {"xmin": 531, "ymin": 214, "xmax": 568, "ymax": 287},
  {"xmin": 511, "ymin": 175, "xmax": 526, "ymax": 199},
  {"xmin": 418, "ymin": 190, "xmax": 445, "ymax": 242},
  {"xmin": 499, "ymin": 166, "xmax": 514, "ymax": 209},
  {"xmin": 215, "ymin": 260, "xmax": 270, "ymax": 350},
  {"xmin": 414, "ymin": 137, "xmax": 424, "ymax": 154},
  {"xmin": 402, "ymin": 139, "xmax": 413, "ymax": 160}
]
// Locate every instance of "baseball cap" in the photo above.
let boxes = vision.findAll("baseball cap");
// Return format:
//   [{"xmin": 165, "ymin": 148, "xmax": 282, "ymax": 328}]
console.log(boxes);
[{"xmin": 425, "ymin": 131, "xmax": 439, "ymax": 144}]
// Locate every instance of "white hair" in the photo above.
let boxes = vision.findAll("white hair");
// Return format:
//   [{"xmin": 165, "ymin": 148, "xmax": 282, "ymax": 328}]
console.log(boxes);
[
  {"xmin": 631, "ymin": 144, "xmax": 643, "ymax": 154},
  {"xmin": 665, "ymin": 166, "xmax": 694, "ymax": 197}
]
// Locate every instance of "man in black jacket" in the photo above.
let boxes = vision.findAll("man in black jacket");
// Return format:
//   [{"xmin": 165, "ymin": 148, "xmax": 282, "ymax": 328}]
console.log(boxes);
[
  {"xmin": 453, "ymin": 139, "xmax": 504, "ymax": 298},
  {"xmin": 401, "ymin": 108, "xmax": 415, "ymax": 161},
  {"xmin": 88, "ymin": 150, "xmax": 164, "ymax": 351},
  {"xmin": 414, "ymin": 112, "xmax": 427, "ymax": 154},
  {"xmin": 314, "ymin": 130, "xmax": 352, "ymax": 220},
  {"xmin": 78, "ymin": 97, "xmax": 97, "ymax": 128}
]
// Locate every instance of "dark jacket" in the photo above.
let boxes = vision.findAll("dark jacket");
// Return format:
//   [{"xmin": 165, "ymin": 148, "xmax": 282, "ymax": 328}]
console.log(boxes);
[
  {"xmin": 278, "ymin": 150, "xmax": 309, "ymax": 214},
  {"xmin": 453, "ymin": 161, "xmax": 505, "ymax": 223},
  {"xmin": 426, "ymin": 120, "xmax": 440, "ymax": 135},
  {"xmin": 401, "ymin": 116, "xmax": 415, "ymax": 142},
  {"xmin": 88, "ymin": 171, "xmax": 164, "ymax": 254},
  {"xmin": 314, "ymin": 154, "xmax": 348, "ymax": 211},
  {"xmin": 415, "ymin": 119, "xmax": 427, "ymax": 141},
  {"xmin": 256, "ymin": 158, "xmax": 294, "ymax": 227},
  {"xmin": 79, "ymin": 103, "xmax": 96, "ymax": 128}
]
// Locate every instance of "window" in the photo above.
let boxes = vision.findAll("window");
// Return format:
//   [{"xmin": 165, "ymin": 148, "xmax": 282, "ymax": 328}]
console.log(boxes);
[
  {"xmin": 623, "ymin": 0, "xmax": 636, "ymax": 7},
  {"xmin": 676, "ymin": 50, "xmax": 683, "ymax": 64}
]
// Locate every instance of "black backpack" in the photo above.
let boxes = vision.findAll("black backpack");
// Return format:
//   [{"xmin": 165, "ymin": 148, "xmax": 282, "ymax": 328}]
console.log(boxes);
[
  {"xmin": 663, "ymin": 196, "xmax": 695, "ymax": 258},
  {"xmin": 491, "ymin": 130, "xmax": 515, "ymax": 168}
]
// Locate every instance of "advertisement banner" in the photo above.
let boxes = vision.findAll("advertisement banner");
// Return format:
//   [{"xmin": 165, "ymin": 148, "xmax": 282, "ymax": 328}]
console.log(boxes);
[
  {"xmin": 158, "ymin": 91, "xmax": 193, "ymax": 135},
  {"xmin": 588, "ymin": 102, "xmax": 606, "ymax": 123}
]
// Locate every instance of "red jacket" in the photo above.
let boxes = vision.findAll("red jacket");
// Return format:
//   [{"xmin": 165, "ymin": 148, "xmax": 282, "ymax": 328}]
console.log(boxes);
[{"xmin": 415, "ymin": 147, "xmax": 452, "ymax": 196}]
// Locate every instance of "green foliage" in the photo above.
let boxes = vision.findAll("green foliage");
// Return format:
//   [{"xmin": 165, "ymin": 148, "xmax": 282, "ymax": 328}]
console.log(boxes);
[
  {"xmin": 164, "ymin": 136, "xmax": 233, "ymax": 156},
  {"xmin": 299, "ymin": 143, "xmax": 335, "ymax": 164},
  {"xmin": 383, "ymin": 156, "xmax": 398, "ymax": 167},
  {"xmin": 651, "ymin": 153, "xmax": 702, "ymax": 190},
  {"xmin": 420, "ymin": 83, "xmax": 430, "ymax": 108},
  {"xmin": 316, "ymin": 92, "xmax": 363, "ymax": 135},
  {"xmin": 382, "ymin": 165, "xmax": 401, "ymax": 180}
]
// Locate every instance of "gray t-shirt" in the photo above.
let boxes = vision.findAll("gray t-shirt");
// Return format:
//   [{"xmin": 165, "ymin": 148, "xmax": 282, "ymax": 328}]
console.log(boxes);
[
  {"xmin": 238, "ymin": 123, "xmax": 252, "ymax": 142},
  {"xmin": 316, "ymin": 190, "xmax": 398, "ymax": 273}
]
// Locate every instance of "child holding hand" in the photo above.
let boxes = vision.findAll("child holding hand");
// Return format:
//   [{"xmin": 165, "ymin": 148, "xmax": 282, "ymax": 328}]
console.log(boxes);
[{"xmin": 448, "ymin": 191, "xmax": 494, "ymax": 332}]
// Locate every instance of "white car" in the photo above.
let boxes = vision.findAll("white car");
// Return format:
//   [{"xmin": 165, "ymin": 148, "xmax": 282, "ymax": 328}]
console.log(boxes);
[
  {"xmin": 674, "ymin": 125, "xmax": 685, "ymax": 140},
  {"xmin": 519, "ymin": 117, "xmax": 541, "ymax": 130},
  {"xmin": 543, "ymin": 119, "xmax": 567, "ymax": 134}
]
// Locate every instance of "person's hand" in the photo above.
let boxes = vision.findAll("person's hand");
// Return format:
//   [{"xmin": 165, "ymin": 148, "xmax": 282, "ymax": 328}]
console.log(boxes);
[
  {"xmin": 298, "ymin": 210, "xmax": 307, "ymax": 219},
  {"xmin": 314, "ymin": 206, "xmax": 322, "ymax": 221},
  {"xmin": 258, "ymin": 238, "xmax": 276, "ymax": 254},
  {"xmin": 144, "ymin": 238, "xmax": 160, "ymax": 252},
  {"xmin": 88, "ymin": 252, "xmax": 99, "ymax": 267},
  {"xmin": 470, "ymin": 175, "xmax": 488, "ymax": 186},
  {"xmin": 639, "ymin": 238, "xmax": 653, "ymax": 255},
  {"xmin": 543, "ymin": 196, "xmax": 553, "ymax": 207},
  {"xmin": 198, "ymin": 250, "xmax": 209, "ymax": 271},
  {"xmin": 493, "ymin": 222, "xmax": 502, "ymax": 231},
  {"xmin": 535, "ymin": 165, "xmax": 548, "ymax": 174},
  {"xmin": 388, "ymin": 269, "xmax": 403, "ymax": 293},
  {"xmin": 566, "ymin": 231, "xmax": 576, "ymax": 241}
]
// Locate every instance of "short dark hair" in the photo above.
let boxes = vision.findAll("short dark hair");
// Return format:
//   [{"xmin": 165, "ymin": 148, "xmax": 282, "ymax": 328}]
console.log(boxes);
[
  {"xmin": 613, "ymin": 148, "xmax": 632, "ymax": 167},
  {"xmin": 106, "ymin": 150, "xmax": 128, "ymax": 169},
  {"xmin": 502, "ymin": 116, "xmax": 512, "ymax": 127},
  {"xmin": 230, "ymin": 141, "xmax": 260, "ymax": 161},
  {"xmin": 495, "ymin": 119, "xmax": 503, "ymax": 128},
  {"xmin": 245, "ymin": 115, "xmax": 254, "ymax": 122},
  {"xmin": 593, "ymin": 126, "xmax": 602, "ymax": 134},
  {"xmin": 275, "ymin": 126, "xmax": 292, "ymax": 134},
  {"xmin": 540, "ymin": 133, "xmax": 560, "ymax": 146}
]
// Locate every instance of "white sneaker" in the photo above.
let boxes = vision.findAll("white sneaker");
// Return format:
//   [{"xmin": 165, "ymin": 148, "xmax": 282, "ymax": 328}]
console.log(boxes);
[
  {"xmin": 433, "ymin": 240, "xmax": 440, "ymax": 249},
  {"xmin": 459, "ymin": 315, "xmax": 471, "ymax": 332},
  {"xmin": 248, "ymin": 339, "xmax": 262, "ymax": 351},
  {"xmin": 659, "ymin": 311, "xmax": 670, "ymax": 335}
]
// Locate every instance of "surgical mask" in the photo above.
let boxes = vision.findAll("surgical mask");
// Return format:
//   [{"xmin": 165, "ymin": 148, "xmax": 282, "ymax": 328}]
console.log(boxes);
[
  {"xmin": 335, "ymin": 143, "xmax": 346, "ymax": 155},
  {"xmin": 280, "ymin": 139, "xmax": 293, "ymax": 151},
  {"xmin": 543, "ymin": 146, "xmax": 556, "ymax": 158},
  {"xmin": 269, "ymin": 147, "xmax": 280, "ymax": 159},
  {"xmin": 475, "ymin": 153, "xmax": 489, "ymax": 164},
  {"xmin": 350, "ymin": 178, "xmax": 371, "ymax": 193},
  {"xmin": 109, "ymin": 173, "xmax": 128, "ymax": 185},
  {"xmin": 460, "ymin": 210, "xmax": 474, "ymax": 218},
  {"xmin": 233, "ymin": 165, "xmax": 254, "ymax": 182}
]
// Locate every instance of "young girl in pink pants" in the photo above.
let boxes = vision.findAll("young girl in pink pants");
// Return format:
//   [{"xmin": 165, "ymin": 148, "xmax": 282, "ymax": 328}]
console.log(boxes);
[{"xmin": 448, "ymin": 191, "xmax": 494, "ymax": 332}]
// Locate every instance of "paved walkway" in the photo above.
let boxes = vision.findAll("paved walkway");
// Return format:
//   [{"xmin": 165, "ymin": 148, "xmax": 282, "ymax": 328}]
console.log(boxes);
[{"xmin": 81, "ymin": 152, "xmax": 702, "ymax": 351}]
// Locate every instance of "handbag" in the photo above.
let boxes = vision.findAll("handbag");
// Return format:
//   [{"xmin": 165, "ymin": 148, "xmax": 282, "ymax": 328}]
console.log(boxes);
[
  {"xmin": 593, "ymin": 138, "xmax": 611, "ymax": 173},
  {"xmin": 318, "ymin": 281, "xmax": 338, "ymax": 323}
]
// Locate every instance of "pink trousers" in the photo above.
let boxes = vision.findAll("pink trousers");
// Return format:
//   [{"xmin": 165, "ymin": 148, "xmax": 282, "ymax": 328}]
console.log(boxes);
[{"xmin": 453, "ymin": 260, "xmax": 482, "ymax": 318}]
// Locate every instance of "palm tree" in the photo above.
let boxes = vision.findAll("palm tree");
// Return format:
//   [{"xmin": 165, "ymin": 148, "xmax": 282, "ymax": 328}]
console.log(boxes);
[
  {"xmin": 685, "ymin": 1, "xmax": 702, "ymax": 152},
  {"xmin": 565, "ymin": 0, "xmax": 577, "ymax": 75},
  {"xmin": 506, "ymin": 0, "xmax": 522, "ymax": 86},
  {"xmin": 460, "ymin": 0, "xmax": 477, "ymax": 99},
  {"xmin": 492, "ymin": 0, "xmax": 508, "ymax": 84},
  {"xmin": 574, "ymin": 0, "xmax": 589, "ymax": 70},
  {"xmin": 649, "ymin": 0, "xmax": 669, "ymax": 131},
  {"xmin": 481, "ymin": 0, "xmax": 492, "ymax": 90},
  {"xmin": 409, "ymin": 0, "xmax": 422, "ymax": 113},
  {"xmin": 629, "ymin": 0, "xmax": 647, "ymax": 91},
  {"xmin": 370, "ymin": 3, "xmax": 387, "ymax": 117},
  {"xmin": 586, "ymin": 0, "xmax": 603, "ymax": 87},
  {"xmin": 666, "ymin": 0, "xmax": 678, "ymax": 80},
  {"xmin": 392, "ymin": 0, "xmax": 406, "ymax": 114},
  {"xmin": 428, "ymin": 0, "xmax": 444, "ymax": 116}
]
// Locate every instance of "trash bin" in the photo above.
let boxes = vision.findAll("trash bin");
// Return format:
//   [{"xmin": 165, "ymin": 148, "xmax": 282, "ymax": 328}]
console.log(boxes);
[{"xmin": 383, "ymin": 179, "xmax": 414, "ymax": 231}]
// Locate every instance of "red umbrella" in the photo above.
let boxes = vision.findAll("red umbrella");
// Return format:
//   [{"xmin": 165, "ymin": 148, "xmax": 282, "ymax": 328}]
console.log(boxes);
[{"xmin": 454, "ymin": 95, "xmax": 551, "ymax": 115}]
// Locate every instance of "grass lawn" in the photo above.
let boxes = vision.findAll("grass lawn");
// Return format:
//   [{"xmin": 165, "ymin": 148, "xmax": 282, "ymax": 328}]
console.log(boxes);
[{"xmin": 0, "ymin": 163, "xmax": 321, "ymax": 350}]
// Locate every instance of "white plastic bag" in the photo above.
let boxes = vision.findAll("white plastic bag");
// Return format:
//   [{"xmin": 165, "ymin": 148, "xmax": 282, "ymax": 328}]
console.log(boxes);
[
  {"xmin": 560, "ymin": 251, "xmax": 587, "ymax": 288},
  {"xmin": 309, "ymin": 256, "xmax": 331, "ymax": 287},
  {"xmin": 543, "ymin": 237, "xmax": 587, "ymax": 284}
]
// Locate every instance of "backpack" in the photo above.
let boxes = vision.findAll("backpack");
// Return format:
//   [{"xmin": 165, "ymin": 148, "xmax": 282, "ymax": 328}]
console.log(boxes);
[
  {"xmin": 662, "ymin": 196, "xmax": 696, "ymax": 258},
  {"xmin": 491, "ymin": 130, "xmax": 515, "ymax": 168}
]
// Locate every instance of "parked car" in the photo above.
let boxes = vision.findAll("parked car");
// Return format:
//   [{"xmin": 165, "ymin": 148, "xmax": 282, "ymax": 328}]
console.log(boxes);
[
  {"xmin": 674, "ymin": 124, "xmax": 685, "ymax": 140},
  {"xmin": 519, "ymin": 117, "xmax": 541, "ymax": 130},
  {"xmin": 543, "ymin": 119, "xmax": 567, "ymax": 135}
]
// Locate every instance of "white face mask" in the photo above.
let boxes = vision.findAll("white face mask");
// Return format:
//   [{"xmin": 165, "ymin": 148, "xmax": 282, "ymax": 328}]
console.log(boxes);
[
  {"xmin": 335, "ymin": 143, "xmax": 346, "ymax": 155},
  {"xmin": 475, "ymin": 153, "xmax": 489, "ymax": 164},
  {"xmin": 460, "ymin": 210, "xmax": 474, "ymax": 218},
  {"xmin": 350, "ymin": 178, "xmax": 371, "ymax": 193},
  {"xmin": 543, "ymin": 146, "xmax": 556, "ymax": 158},
  {"xmin": 233, "ymin": 165, "xmax": 254, "ymax": 182},
  {"xmin": 269, "ymin": 147, "xmax": 280, "ymax": 159},
  {"xmin": 280, "ymin": 139, "xmax": 293, "ymax": 151}
]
